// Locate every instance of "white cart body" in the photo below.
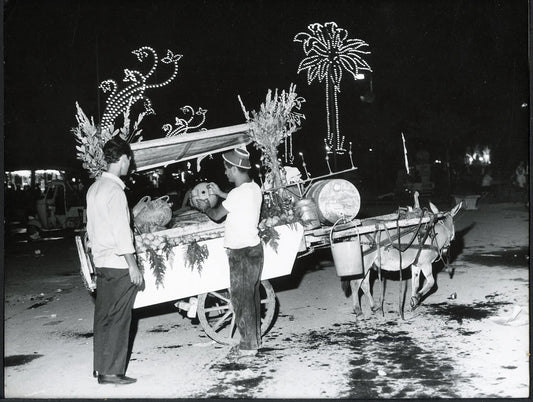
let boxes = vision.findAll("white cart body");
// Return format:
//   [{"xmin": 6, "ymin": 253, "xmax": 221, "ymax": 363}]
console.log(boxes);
[{"xmin": 133, "ymin": 224, "xmax": 304, "ymax": 308}]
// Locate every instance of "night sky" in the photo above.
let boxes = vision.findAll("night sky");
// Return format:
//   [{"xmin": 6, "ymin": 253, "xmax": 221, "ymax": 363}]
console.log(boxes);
[{"xmin": 4, "ymin": 0, "xmax": 530, "ymax": 177}]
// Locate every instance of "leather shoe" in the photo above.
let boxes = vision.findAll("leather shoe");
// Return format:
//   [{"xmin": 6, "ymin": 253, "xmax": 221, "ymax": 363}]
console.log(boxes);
[{"xmin": 97, "ymin": 374, "xmax": 137, "ymax": 385}]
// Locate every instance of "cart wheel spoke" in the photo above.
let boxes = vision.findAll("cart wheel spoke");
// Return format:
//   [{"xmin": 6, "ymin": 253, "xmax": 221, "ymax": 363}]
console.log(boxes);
[
  {"xmin": 229, "ymin": 315, "xmax": 237, "ymax": 338},
  {"xmin": 203, "ymin": 305, "xmax": 230, "ymax": 313},
  {"xmin": 211, "ymin": 291, "xmax": 230, "ymax": 303},
  {"xmin": 212, "ymin": 310, "xmax": 232, "ymax": 331}
]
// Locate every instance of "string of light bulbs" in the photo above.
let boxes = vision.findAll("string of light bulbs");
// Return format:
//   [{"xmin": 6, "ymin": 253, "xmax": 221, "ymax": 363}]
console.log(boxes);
[{"xmin": 100, "ymin": 46, "xmax": 182, "ymax": 130}]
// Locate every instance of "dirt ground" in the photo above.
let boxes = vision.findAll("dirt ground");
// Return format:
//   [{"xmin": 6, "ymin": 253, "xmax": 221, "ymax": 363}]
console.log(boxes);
[{"xmin": 3, "ymin": 201, "xmax": 530, "ymax": 399}]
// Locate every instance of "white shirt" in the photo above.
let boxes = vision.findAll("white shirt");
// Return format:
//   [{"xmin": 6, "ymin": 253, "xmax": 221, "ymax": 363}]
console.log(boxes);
[
  {"xmin": 222, "ymin": 181, "xmax": 262, "ymax": 249},
  {"xmin": 86, "ymin": 172, "xmax": 135, "ymax": 268}
]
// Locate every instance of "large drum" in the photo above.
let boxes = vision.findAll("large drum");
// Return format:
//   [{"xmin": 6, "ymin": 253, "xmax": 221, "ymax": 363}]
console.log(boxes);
[{"xmin": 306, "ymin": 179, "xmax": 361, "ymax": 224}]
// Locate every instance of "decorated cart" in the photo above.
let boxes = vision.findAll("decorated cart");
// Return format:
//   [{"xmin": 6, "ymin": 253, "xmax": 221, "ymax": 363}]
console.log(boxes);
[
  {"xmin": 76, "ymin": 123, "xmax": 446, "ymax": 345},
  {"xmin": 74, "ymin": 47, "xmax": 454, "ymax": 346},
  {"xmin": 76, "ymin": 122, "xmax": 309, "ymax": 345}
]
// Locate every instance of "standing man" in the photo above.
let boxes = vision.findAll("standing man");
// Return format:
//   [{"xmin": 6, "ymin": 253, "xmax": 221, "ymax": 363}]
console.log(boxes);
[
  {"xmin": 197, "ymin": 148, "xmax": 263, "ymax": 357},
  {"xmin": 86, "ymin": 136, "xmax": 143, "ymax": 385}
]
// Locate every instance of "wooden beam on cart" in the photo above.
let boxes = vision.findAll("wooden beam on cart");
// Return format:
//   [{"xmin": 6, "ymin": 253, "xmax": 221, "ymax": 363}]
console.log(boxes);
[
  {"xmin": 131, "ymin": 123, "xmax": 251, "ymax": 172},
  {"xmin": 303, "ymin": 212, "xmax": 445, "ymax": 246}
]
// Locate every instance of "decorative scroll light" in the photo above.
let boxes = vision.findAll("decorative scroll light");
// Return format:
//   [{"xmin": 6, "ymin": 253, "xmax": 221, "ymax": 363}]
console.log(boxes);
[
  {"xmin": 162, "ymin": 106, "xmax": 208, "ymax": 137},
  {"xmin": 100, "ymin": 47, "xmax": 182, "ymax": 131},
  {"xmin": 294, "ymin": 22, "xmax": 371, "ymax": 155},
  {"xmin": 72, "ymin": 46, "xmax": 182, "ymax": 178}
]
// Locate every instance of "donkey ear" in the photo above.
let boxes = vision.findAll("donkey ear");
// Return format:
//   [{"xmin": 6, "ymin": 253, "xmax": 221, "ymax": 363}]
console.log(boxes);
[
  {"xmin": 429, "ymin": 201, "xmax": 439, "ymax": 214},
  {"xmin": 451, "ymin": 202, "xmax": 462, "ymax": 217}
]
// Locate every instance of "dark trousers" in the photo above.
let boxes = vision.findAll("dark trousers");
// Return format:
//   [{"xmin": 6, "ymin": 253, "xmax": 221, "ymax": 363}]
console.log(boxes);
[
  {"xmin": 93, "ymin": 268, "xmax": 137, "ymax": 375},
  {"xmin": 227, "ymin": 243, "xmax": 264, "ymax": 350}
]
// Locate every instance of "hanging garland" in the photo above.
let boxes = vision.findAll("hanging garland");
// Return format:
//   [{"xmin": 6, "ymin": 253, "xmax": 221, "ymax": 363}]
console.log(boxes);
[
  {"xmin": 184, "ymin": 240, "xmax": 209, "ymax": 275},
  {"xmin": 135, "ymin": 231, "xmax": 216, "ymax": 285},
  {"xmin": 136, "ymin": 233, "xmax": 175, "ymax": 289}
]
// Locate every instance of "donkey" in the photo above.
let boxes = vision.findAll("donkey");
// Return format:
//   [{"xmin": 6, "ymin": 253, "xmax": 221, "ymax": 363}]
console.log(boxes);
[{"xmin": 348, "ymin": 201, "xmax": 462, "ymax": 317}]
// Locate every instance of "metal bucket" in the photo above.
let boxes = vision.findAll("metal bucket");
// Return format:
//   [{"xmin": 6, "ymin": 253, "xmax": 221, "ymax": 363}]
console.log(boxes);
[
  {"xmin": 294, "ymin": 198, "xmax": 321, "ymax": 230},
  {"xmin": 307, "ymin": 179, "xmax": 361, "ymax": 225},
  {"xmin": 329, "ymin": 219, "xmax": 364, "ymax": 277}
]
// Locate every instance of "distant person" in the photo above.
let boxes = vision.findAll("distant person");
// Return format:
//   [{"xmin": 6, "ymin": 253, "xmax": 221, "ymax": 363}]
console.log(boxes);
[
  {"xmin": 86, "ymin": 136, "xmax": 143, "ymax": 385},
  {"xmin": 514, "ymin": 161, "xmax": 527, "ymax": 189},
  {"xmin": 196, "ymin": 148, "xmax": 263, "ymax": 358},
  {"xmin": 481, "ymin": 169, "xmax": 494, "ymax": 197}
]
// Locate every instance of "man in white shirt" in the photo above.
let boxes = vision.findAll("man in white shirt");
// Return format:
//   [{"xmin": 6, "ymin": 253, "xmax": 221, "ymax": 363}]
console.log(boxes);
[
  {"xmin": 197, "ymin": 148, "xmax": 263, "ymax": 356},
  {"xmin": 86, "ymin": 136, "xmax": 143, "ymax": 385}
]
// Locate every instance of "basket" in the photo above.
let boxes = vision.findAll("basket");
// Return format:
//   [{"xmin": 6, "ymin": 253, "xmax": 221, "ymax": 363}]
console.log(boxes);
[
  {"xmin": 329, "ymin": 218, "xmax": 363, "ymax": 277},
  {"xmin": 132, "ymin": 195, "xmax": 151, "ymax": 217},
  {"xmin": 134, "ymin": 195, "xmax": 173, "ymax": 233}
]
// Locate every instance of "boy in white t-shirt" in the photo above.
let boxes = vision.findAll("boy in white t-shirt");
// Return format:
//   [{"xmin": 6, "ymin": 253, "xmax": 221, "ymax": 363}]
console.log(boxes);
[{"xmin": 197, "ymin": 148, "xmax": 263, "ymax": 356}]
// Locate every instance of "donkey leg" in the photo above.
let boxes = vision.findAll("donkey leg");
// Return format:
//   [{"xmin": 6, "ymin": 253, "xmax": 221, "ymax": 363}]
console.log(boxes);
[
  {"xmin": 349, "ymin": 278, "xmax": 364, "ymax": 317},
  {"xmin": 375, "ymin": 277, "xmax": 386, "ymax": 316},
  {"xmin": 410, "ymin": 264, "xmax": 422, "ymax": 310},
  {"xmin": 359, "ymin": 272, "xmax": 376, "ymax": 314},
  {"xmin": 416, "ymin": 263, "xmax": 436, "ymax": 301}
]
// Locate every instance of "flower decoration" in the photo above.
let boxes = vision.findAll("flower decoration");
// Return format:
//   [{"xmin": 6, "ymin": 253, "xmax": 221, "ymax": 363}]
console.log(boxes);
[
  {"xmin": 238, "ymin": 83, "xmax": 305, "ymax": 189},
  {"xmin": 162, "ymin": 105, "xmax": 208, "ymax": 137}
]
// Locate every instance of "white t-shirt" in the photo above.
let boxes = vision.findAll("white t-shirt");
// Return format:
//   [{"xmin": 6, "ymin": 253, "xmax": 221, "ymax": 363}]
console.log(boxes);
[{"xmin": 222, "ymin": 181, "xmax": 262, "ymax": 249}]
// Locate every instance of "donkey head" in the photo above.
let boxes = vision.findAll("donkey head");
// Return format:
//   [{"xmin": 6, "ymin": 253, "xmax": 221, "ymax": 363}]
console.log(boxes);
[{"xmin": 429, "ymin": 201, "xmax": 462, "ymax": 245}]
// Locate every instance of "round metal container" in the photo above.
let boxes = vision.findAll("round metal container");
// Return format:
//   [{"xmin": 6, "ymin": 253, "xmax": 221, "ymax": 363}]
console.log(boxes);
[{"xmin": 307, "ymin": 179, "xmax": 361, "ymax": 224}]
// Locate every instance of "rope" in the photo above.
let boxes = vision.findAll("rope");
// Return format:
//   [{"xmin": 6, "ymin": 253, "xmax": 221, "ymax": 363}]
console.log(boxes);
[
  {"xmin": 432, "ymin": 219, "xmax": 452, "ymax": 272},
  {"xmin": 381, "ymin": 211, "xmax": 426, "ymax": 252},
  {"xmin": 413, "ymin": 214, "xmax": 436, "ymax": 266},
  {"xmin": 376, "ymin": 227, "xmax": 384, "ymax": 315}
]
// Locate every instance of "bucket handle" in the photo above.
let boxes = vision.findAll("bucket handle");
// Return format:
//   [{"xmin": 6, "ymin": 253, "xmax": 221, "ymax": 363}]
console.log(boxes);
[{"xmin": 329, "ymin": 216, "xmax": 360, "ymax": 245}]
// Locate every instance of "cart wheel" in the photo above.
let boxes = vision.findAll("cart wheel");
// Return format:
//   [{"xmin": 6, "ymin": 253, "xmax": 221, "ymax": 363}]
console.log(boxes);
[{"xmin": 197, "ymin": 280, "xmax": 276, "ymax": 345}]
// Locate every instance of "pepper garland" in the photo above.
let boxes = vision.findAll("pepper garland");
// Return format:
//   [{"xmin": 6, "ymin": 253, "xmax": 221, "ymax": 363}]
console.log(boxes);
[
  {"xmin": 135, "ymin": 232, "xmax": 215, "ymax": 285},
  {"xmin": 136, "ymin": 233, "xmax": 175, "ymax": 288},
  {"xmin": 185, "ymin": 240, "xmax": 209, "ymax": 275}
]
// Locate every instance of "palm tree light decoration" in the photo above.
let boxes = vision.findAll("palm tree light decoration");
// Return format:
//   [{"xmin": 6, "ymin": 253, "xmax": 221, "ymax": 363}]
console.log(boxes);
[{"xmin": 294, "ymin": 22, "xmax": 371, "ymax": 158}]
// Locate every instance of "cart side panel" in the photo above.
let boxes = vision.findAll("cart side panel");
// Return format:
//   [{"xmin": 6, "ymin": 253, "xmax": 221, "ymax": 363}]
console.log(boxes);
[{"xmin": 133, "ymin": 223, "xmax": 303, "ymax": 309}]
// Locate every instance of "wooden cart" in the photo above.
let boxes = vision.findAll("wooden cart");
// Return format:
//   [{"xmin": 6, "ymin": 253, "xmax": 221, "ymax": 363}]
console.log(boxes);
[{"xmin": 76, "ymin": 220, "xmax": 304, "ymax": 345}]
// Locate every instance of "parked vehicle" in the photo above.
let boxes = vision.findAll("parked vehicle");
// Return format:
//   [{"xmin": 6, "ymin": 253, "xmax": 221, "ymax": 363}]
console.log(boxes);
[{"xmin": 27, "ymin": 179, "xmax": 85, "ymax": 239}]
